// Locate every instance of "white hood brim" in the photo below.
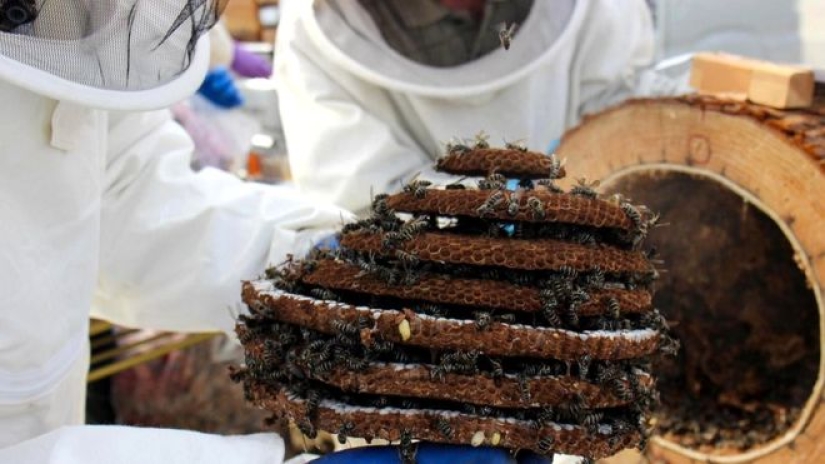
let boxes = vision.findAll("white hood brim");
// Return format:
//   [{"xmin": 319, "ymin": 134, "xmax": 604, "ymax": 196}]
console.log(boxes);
[
  {"xmin": 0, "ymin": 35, "xmax": 210, "ymax": 110},
  {"xmin": 300, "ymin": 0, "xmax": 582, "ymax": 98}
]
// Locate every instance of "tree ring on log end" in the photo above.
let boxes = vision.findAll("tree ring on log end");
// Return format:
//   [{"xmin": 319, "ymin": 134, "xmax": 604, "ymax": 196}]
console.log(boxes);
[{"xmin": 602, "ymin": 167, "xmax": 820, "ymax": 462}]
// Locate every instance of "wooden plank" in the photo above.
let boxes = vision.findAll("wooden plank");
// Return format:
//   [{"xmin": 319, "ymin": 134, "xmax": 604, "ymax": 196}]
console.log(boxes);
[{"xmin": 87, "ymin": 333, "xmax": 219, "ymax": 383}]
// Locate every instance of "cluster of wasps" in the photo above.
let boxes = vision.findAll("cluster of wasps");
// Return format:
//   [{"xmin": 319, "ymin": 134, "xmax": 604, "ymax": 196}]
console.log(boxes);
[
  {"xmin": 236, "ymin": 309, "xmax": 658, "ymax": 457},
  {"xmin": 442, "ymin": 132, "xmax": 659, "ymax": 249},
  {"xmin": 467, "ymin": 173, "xmax": 658, "ymax": 251},
  {"xmin": 234, "ymin": 313, "xmax": 421, "ymax": 441},
  {"xmin": 426, "ymin": 349, "xmax": 660, "ymax": 451},
  {"xmin": 235, "ymin": 140, "xmax": 675, "ymax": 463},
  {"xmin": 239, "ymin": 269, "xmax": 668, "ymax": 458}
]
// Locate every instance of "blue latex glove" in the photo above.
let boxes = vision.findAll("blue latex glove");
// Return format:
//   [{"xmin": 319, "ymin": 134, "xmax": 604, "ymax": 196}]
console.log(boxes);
[
  {"xmin": 547, "ymin": 138, "xmax": 560, "ymax": 154},
  {"xmin": 313, "ymin": 234, "xmax": 340, "ymax": 251},
  {"xmin": 313, "ymin": 443, "xmax": 553, "ymax": 464},
  {"xmin": 197, "ymin": 66, "xmax": 244, "ymax": 109}
]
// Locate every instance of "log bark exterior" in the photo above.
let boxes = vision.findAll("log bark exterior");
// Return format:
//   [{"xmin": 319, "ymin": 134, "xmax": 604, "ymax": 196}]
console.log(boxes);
[{"xmin": 556, "ymin": 96, "xmax": 825, "ymax": 464}]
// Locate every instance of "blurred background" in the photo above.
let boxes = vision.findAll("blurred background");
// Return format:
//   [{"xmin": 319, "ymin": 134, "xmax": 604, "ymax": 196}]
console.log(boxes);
[
  {"xmin": 172, "ymin": 0, "xmax": 825, "ymax": 188},
  {"xmin": 171, "ymin": 0, "xmax": 825, "ymax": 187}
]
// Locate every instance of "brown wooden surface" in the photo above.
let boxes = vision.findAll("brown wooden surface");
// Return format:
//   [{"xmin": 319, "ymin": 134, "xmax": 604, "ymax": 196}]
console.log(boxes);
[{"xmin": 558, "ymin": 97, "xmax": 825, "ymax": 464}]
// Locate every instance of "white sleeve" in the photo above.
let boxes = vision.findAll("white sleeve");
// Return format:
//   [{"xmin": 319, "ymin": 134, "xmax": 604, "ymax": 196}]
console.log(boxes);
[
  {"xmin": 0, "ymin": 426, "xmax": 285, "ymax": 464},
  {"xmin": 570, "ymin": 0, "xmax": 686, "ymax": 122},
  {"xmin": 276, "ymin": 6, "xmax": 431, "ymax": 215},
  {"xmin": 91, "ymin": 109, "xmax": 353, "ymax": 334}
]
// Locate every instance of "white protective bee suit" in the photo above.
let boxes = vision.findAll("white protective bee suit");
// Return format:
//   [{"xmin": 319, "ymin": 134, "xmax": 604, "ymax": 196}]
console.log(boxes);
[
  {"xmin": 278, "ymin": 0, "xmax": 688, "ymax": 214},
  {"xmin": 0, "ymin": 1, "xmax": 348, "ymax": 462}
]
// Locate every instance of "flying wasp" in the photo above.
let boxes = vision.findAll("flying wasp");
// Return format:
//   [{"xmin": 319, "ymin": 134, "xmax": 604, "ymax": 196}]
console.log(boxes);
[
  {"xmin": 474, "ymin": 130, "xmax": 491, "ymax": 148},
  {"xmin": 577, "ymin": 354, "xmax": 592, "ymax": 379},
  {"xmin": 310, "ymin": 288, "xmax": 338, "ymax": 301},
  {"xmin": 518, "ymin": 372, "xmax": 532, "ymax": 402},
  {"xmin": 498, "ymin": 22, "xmax": 517, "ymax": 50},
  {"xmin": 435, "ymin": 417, "xmax": 454, "ymax": 438},
  {"xmin": 570, "ymin": 177, "xmax": 601, "ymax": 199},
  {"xmin": 396, "ymin": 250, "xmax": 420, "ymax": 267},
  {"xmin": 477, "ymin": 190, "xmax": 505, "ymax": 216},
  {"xmin": 403, "ymin": 179, "xmax": 432, "ymax": 198},
  {"xmin": 402, "ymin": 216, "xmax": 429, "ymax": 235},
  {"xmin": 331, "ymin": 319, "xmax": 359, "ymax": 337},
  {"xmin": 537, "ymin": 435, "xmax": 555, "ymax": 454},
  {"xmin": 526, "ymin": 196, "xmax": 546, "ymax": 220},
  {"xmin": 607, "ymin": 297, "xmax": 621, "ymax": 319},
  {"xmin": 582, "ymin": 411, "xmax": 604, "ymax": 433},
  {"xmin": 504, "ymin": 139, "xmax": 528, "ymax": 152},
  {"xmin": 489, "ymin": 357, "xmax": 505, "ymax": 383},
  {"xmin": 507, "ymin": 188, "xmax": 525, "ymax": 216},
  {"xmin": 337, "ymin": 421, "xmax": 355, "ymax": 444},
  {"xmin": 474, "ymin": 311, "xmax": 492, "ymax": 331},
  {"xmin": 535, "ymin": 178, "xmax": 564, "ymax": 194},
  {"xmin": 621, "ymin": 202, "xmax": 643, "ymax": 230},
  {"xmin": 548, "ymin": 154, "xmax": 565, "ymax": 179},
  {"xmin": 445, "ymin": 138, "xmax": 472, "ymax": 155},
  {"xmin": 478, "ymin": 172, "xmax": 506, "ymax": 190}
]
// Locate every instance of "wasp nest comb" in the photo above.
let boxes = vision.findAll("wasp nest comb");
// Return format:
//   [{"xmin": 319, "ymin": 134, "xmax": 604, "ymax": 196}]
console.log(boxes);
[{"xmin": 232, "ymin": 142, "xmax": 676, "ymax": 462}]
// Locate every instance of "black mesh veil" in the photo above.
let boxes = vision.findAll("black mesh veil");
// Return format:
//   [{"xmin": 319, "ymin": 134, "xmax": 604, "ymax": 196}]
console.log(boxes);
[{"xmin": 0, "ymin": 0, "xmax": 227, "ymax": 92}]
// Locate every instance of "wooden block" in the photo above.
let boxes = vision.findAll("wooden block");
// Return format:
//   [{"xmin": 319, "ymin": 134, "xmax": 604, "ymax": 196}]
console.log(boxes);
[
  {"xmin": 222, "ymin": 0, "xmax": 261, "ymax": 41},
  {"xmin": 690, "ymin": 52, "xmax": 754, "ymax": 100},
  {"xmin": 689, "ymin": 52, "xmax": 815, "ymax": 109},
  {"xmin": 261, "ymin": 27, "xmax": 277, "ymax": 45},
  {"xmin": 749, "ymin": 62, "xmax": 815, "ymax": 108}
]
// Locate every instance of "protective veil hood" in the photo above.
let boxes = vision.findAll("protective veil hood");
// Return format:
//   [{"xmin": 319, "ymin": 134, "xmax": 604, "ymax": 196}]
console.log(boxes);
[
  {"xmin": 0, "ymin": 0, "xmax": 226, "ymax": 110},
  {"xmin": 300, "ymin": 0, "xmax": 578, "ymax": 98}
]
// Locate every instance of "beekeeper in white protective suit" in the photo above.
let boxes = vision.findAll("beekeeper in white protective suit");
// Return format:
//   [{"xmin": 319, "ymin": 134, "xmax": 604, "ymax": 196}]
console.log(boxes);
[
  {"xmin": 277, "ymin": 0, "xmax": 689, "ymax": 215},
  {"xmin": 0, "ymin": 0, "xmax": 352, "ymax": 462}
]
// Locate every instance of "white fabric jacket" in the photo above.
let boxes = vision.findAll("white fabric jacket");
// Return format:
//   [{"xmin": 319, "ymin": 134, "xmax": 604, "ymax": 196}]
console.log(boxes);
[
  {"xmin": 0, "ymin": 78, "xmax": 349, "ymax": 462},
  {"xmin": 278, "ymin": 0, "xmax": 686, "ymax": 214},
  {"xmin": 0, "ymin": 427, "xmax": 288, "ymax": 464}
]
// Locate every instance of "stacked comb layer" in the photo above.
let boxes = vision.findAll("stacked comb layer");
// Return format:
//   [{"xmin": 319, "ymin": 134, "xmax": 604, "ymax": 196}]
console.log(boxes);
[{"xmin": 232, "ymin": 144, "xmax": 676, "ymax": 462}]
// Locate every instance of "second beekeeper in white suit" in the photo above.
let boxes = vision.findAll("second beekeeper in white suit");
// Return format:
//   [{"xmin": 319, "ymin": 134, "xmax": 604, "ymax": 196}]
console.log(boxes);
[{"xmin": 278, "ymin": 0, "xmax": 688, "ymax": 215}]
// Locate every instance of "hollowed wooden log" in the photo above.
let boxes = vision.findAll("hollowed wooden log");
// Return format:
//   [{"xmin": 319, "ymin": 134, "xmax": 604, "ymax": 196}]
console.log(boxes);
[{"xmin": 556, "ymin": 95, "xmax": 825, "ymax": 463}]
